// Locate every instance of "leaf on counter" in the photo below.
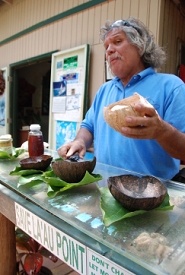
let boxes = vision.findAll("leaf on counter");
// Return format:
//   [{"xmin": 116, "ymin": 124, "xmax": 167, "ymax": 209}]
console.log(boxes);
[
  {"xmin": 13, "ymin": 148, "xmax": 26, "ymax": 158},
  {"xmin": 156, "ymin": 193, "xmax": 172, "ymax": 210},
  {"xmin": 17, "ymin": 174, "xmax": 44, "ymax": 188},
  {"xmin": 43, "ymin": 171, "xmax": 103, "ymax": 198},
  {"xmin": 98, "ymin": 186, "xmax": 174, "ymax": 226},
  {"xmin": 0, "ymin": 151, "xmax": 12, "ymax": 159},
  {"xmin": 47, "ymin": 185, "xmax": 62, "ymax": 198},
  {"xmin": 0, "ymin": 148, "xmax": 25, "ymax": 159},
  {"xmin": 10, "ymin": 165, "xmax": 102, "ymax": 197},
  {"xmin": 42, "ymin": 170, "xmax": 65, "ymax": 185},
  {"xmin": 10, "ymin": 166, "xmax": 43, "ymax": 176}
]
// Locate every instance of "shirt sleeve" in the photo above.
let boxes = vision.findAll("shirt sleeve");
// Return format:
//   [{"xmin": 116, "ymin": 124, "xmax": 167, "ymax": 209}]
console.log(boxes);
[{"xmin": 80, "ymin": 93, "xmax": 98, "ymax": 135}]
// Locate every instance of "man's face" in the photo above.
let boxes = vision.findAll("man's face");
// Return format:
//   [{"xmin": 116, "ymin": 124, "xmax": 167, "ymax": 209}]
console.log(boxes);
[{"xmin": 104, "ymin": 28, "xmax": 144, "ymax": 84}]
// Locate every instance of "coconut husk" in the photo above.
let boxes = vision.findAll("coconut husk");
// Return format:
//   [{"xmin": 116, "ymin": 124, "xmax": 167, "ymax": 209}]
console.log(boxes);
[{"xmin": 103, "ymin": 93, "xmax": 146, "ymax": 132}]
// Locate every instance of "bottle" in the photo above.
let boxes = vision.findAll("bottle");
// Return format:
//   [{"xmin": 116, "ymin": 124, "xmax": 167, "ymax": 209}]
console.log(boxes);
[
  {"xmin": 28, "ymin": 124, "xmax": 44, "ymax": 157},
  {"xmin": 0, "ymin": 134, "xmax": 13, "ymax": 155}
]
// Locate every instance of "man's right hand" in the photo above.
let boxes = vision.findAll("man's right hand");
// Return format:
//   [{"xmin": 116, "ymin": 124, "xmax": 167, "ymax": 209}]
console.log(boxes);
[{"xmin": 57, "ymin": 139, "xmax": 87, "ymax": 159}]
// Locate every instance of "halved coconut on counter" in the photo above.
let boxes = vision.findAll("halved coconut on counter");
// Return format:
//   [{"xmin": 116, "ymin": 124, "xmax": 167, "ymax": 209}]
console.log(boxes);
[
  {"xmin": 103, "ymin": 93, "xmax": 146, "ymax": 133},
  {"xmin": 51, "ymin": 156, "xmax": 96, "ymax": 183}
]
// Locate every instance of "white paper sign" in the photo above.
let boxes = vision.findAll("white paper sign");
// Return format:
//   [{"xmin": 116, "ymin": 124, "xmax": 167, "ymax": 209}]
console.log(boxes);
[
  {"xmin": 87, "ymin": 248, "xmax": 135, "ymax": 275},
  {"xmin": 14, "ymin": 203, "xmax": 137, "ymax": 275},
  {"xmin": 15, "ymin": 203, "xmax": 86, "ymax": 274},
  {"xmin": 52, "ymin": 96, "xmax": 66, "ymax": 113}
]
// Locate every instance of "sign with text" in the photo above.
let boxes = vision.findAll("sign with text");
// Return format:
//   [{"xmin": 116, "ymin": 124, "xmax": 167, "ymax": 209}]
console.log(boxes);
[
  {"xmin": 15, "ymin": 203, "xmax": 86, "ymax": 274},
  {"xmin": 15, "ymin": 203, "xmax": 136, "ymax": 275},
  {"xmin": 87, "ymin": 248, "xmax": 135, "ymax": 275}
]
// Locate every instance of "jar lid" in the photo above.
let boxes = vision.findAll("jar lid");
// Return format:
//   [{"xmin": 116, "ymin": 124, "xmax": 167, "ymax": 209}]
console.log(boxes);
[
  {"xmin": 30, "ymin": 124, "xmax": 41, "ymax": 131},
  {"xmin": 0, "ymin": 134, "xmax": 12, "ymax": 141}
]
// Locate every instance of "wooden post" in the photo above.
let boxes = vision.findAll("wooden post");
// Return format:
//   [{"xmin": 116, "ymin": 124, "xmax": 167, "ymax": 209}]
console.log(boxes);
[{"xmin": 0, "ymin": 213, "xmax": 16, "ymax": 275}]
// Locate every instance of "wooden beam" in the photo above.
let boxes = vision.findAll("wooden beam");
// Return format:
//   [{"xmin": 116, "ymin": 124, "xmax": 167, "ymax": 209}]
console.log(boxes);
[
  {"xmin": 0, "ymin": 213, "xmax": 16, "ymax": 274},
  {"xmin": 2, "ymin": 0, "xmax": 13, "ymax": 5}
]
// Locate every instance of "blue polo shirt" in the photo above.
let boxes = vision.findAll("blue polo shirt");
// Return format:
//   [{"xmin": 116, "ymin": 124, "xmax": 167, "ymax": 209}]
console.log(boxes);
[{"xmin": 81, "ymin": 67, "xmax": 185, "ymax": 179}]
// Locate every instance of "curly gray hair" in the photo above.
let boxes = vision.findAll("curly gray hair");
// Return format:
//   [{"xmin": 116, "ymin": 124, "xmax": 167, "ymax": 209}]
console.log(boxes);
[{"xmin": 100, "ymin": 18, "xmax": 166, "ymax": 70}]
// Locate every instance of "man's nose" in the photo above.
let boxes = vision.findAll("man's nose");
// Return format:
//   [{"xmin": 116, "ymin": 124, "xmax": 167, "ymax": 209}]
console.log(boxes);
[{"xmin": 106, "ymin": 44, "xmax": 115, "ymax": 54}]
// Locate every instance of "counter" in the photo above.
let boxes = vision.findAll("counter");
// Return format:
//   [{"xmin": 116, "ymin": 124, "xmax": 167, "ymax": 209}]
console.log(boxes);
[{"xmin": 0, "ymin": 149, "xmax": 185, "ymax": 275}]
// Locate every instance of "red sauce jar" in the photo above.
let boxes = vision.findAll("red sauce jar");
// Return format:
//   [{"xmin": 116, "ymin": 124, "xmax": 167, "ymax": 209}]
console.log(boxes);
[{"xmin": 28, "ymin": 124, "xmax": 44, "ymax": 157}]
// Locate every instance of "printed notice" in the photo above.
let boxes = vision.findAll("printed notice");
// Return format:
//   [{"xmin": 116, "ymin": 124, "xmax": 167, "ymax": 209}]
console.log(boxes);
[
  {"xmin": 15, "ymin": 203, "xmax": 86, "ymax": 274},
  {"xmin": 63, "ymin": 55, "xmax": 78, "ymax": 70},
  {"xmin": 14, "ymin": 203, "xmax": 136, "ymax": 275},
  {"xmin": 55, "ymin": 120, "xmax": 77, "ymax": 149},
  {"xmin": 52, "ymin": 96, "xmax": 66, "ymax": 113},
  {"xmin": 87, "ymin": 248, "xmax": 135, "ymax": 275}
]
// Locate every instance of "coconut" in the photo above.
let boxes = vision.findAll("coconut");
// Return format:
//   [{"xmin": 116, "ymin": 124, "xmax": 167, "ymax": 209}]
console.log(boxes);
[
  {"xmin": 103, "ymin": 93, "xmax": 146, "ymax": 133},
  {"xmin": 19, "ymin": 155, "xmax": 53, "ymax": 171},
  {"xmin": 107, "ymin": 174, "xmax": 167, "ymax": 211},
  {"xmin": 51, "ymin": 156, "xmax": 96, "ymax": 183}
]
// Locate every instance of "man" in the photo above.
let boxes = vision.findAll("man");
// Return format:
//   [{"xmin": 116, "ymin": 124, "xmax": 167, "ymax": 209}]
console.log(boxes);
[{"xmin": 58, "ymin": 18, "xmax": 185, "ymax": 179}]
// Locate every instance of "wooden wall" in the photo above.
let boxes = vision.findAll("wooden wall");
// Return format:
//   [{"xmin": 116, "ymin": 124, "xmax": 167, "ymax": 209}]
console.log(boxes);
[
  {"xmin": 0, "ymin": 0, "xmax": 184, "ymax": 105},
  {"xmin": 160, "ymin": 0, "xmax": 185, "ymax": 74}
]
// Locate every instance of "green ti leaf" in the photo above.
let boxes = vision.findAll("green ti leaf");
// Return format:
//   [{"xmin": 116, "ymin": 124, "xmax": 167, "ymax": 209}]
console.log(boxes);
[
  {"xmin": 0, "ymin": 148, "xmax": 25, "ymax": 159},
  {"xmin": 42, "ymin": 171, "xmax": 103, "ymax": 198},
  {"xmin": 98, "ymin": 186, "xmax": 174, "ymax": 226}
]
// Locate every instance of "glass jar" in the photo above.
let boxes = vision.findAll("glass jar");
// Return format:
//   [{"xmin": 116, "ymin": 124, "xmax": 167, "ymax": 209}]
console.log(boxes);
[
  {"xmin": 0, "ymin": 134, "xmax": 13, "ymax": 155},
  {"xmin": 28, "ymin": 124, "xmax": 44, "ymax": 157}
]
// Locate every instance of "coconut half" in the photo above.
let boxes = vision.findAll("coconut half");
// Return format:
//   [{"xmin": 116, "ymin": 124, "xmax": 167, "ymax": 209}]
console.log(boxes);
[{"xmin": 103, "ymin": 93, "xmax": 146, "ymax": 133}]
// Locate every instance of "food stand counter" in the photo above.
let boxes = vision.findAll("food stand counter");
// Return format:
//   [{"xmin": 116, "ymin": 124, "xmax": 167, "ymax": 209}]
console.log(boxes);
[{"xmin": 0, "ymin": 149, "xmax": 185, "ymax": 275}]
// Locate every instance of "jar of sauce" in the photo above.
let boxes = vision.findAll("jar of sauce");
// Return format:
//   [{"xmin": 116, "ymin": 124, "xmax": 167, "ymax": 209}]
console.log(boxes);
[
  {"xmin": 28, "ymin": 124, "xmax": 44, "ymax": 157},
  {"xmin": 0, "ymin": 134, "xmax": 13, "ymax": 155}
]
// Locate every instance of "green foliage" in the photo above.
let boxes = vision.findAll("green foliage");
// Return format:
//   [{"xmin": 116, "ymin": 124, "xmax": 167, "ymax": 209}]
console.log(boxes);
[
  {"xmin": 10, "ymin": 164, "xmax": 102, "ymax": 198},
  {"xmin": 98, "ymin": 186, "xmax": 174, "ymax": 226},
  {"xmin": 0, "ymin": 148, "xmax": 25, "ymax": 159}
]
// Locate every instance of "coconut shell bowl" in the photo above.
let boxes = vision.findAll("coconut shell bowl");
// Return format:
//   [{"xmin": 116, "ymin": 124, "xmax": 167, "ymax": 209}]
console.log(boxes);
[
  {"xmin": 51, "ymin": 155, "xmax": 96, "ymax": 183},
  {"xmin": 19, "ymin": 155, "xmax": 53, "ymax": 171},
  {"xmin": 107, "ymin": 174, "xmax": 167, "ymax": 211}
]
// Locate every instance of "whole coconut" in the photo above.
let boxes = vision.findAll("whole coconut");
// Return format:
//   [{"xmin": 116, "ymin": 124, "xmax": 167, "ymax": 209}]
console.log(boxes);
[{"xmin": 103, "ymin": 93, "xmax": 147, "ymax": 133}]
